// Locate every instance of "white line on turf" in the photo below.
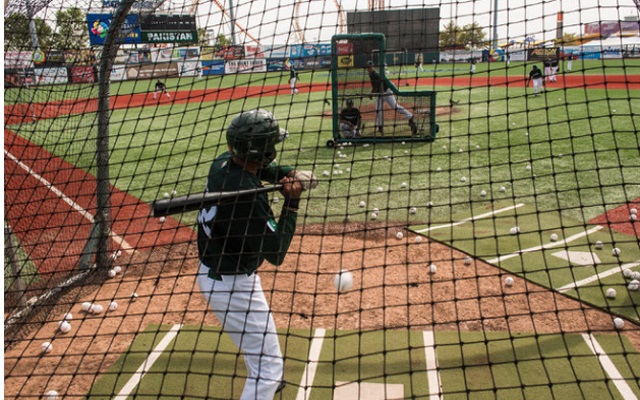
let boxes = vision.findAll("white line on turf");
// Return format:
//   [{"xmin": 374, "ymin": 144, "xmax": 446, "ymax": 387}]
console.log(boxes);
[
  {"xmin": 296, "ymin": 328, "xmax": 326, "ymax": 400},
  {"xmin": 5, "ymin": 150, "xmax": 134, "ymax": 252},
  {"xmin": 114, "ymin": 324, "xmax": 182, "ymax": 400},
  {"xmin": 423, "ymin": 331, "xmax": 442, "ymax": 400},
  {"xmin": 415, "ymin": 203, "xmax": 525, "ymax": 233},
  {"xmin": 487, "ymin": 225, "xmax": 604, "ymax": 264},
  {"xmin": 557, "ymin": 260, "xmax": 640, "ymax": 293},
  {"xmin": 582, "ymin": 333, "xmax": 638, "ymax": 400}
]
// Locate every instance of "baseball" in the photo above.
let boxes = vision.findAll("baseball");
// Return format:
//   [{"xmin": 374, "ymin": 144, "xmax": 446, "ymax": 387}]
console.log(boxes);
[
  {"xmin": 59, "ymin": 321, "xmax": 71, "ymax": 333},
  {"xmin": 44, "ymin": 390, "xmax": 59, "ymax": 400},
  {"xmin": 436, "ymin": 167, "xmax": 442, "ymax": 172},
  {"xmin": 550, "ymin": 233, "xmax": 558, "ymax": 242},
  {"xmin": 605, "ymin": 288, "xmax": 617, "ymax": 299},
  {"xmin": 334, "ymin": 270, "xmax": 353, "ymax": 292},
  {"xmin": 442, "ymin": 145, "xmax": 447, "ymax": 150},
  {"xmin": 475, "ymin": 145, "xmax": 480, "ymax": 150},
  {"xmin": 163, "ymin": 192, "xmax": 170, "ymax": 199},
  {"xmin": 464, "ymin": 256, "xmax": 472, "ymax": 266},
  {"xmin": 41, "ymin": 342, "xmax": 53, "ymax": 354},
  {"xmin": 623, "ymin": 269, "xmax": 632, "ymax": 278},
  {"xmin": 334, "ymin": 164, "xmax": 340, "ymax": 169},
  {"xmin": 631, "ymin": 214, "xmax": 637, "ymax": 221},
  {"xmin": 62, "ymin": 313, "xmax": 72, "ymax": 321},
  {"xmin": 505, "ymin": 277, "xmax": 514, "ymax": 287},
  {"xmin": 109, "ymin": 301, "xmax": 118, "ymax": 311},
  {"xmin": 458, "ymin": 148, "xmax": 463, "ymax": 153},
  {"xmin": 396, "ymin": 231, "xmax": 404, "ymax": 240},
  {"xmin": 113, "ymin": 265, "xmax": 122, "ymax": 273},
  {"xmin": 500, "ymin": 186, "xmax": 506, "ymax": 192},
  {"xmin": 159, "ymin": 216, "xmax": 166, "ymax": 223},
  {"xmin": 629, "ymin": 280, "xmax": 639, "ymax": 291},
  {"xmin": 525, "ymin": 132, "xmax": 529, "ymax": 136},
  {"xmin": 630, "ymin": 208, "xmax": 638, "ymax": 215},
  {"xmin": 526, "ymin": 165, "xmax": 532, "ymax": 171},
  {"xmin": 557, "ymin": 154, "xmax": 563, "ymax": 158},
  {"xmin": 415, "ymin": 236, "xmax": 423, "ymax": 243},
  {"xmin": 404, "ymin": 150, "xmax": 409, "ymax": 155},
  {"xmin": 595, "ymin": 241, "xmax": 604, "ymax": 250},
  {"xmin": 480, "ymin": 190, "xmax": 487, "ymax": 197},
  {"xmin": 108, "ymin": 269, "xmax": 116, "ymax": 278},
  {"xmin": 359, "ymin": 201, "xmax": 366, "ymax": 208},
  {"xmin": 429, "ymin": 264, "xmax": 437, "ymax": 274},
  {"xmin": 613, "ymin": 318, "xmax": 625, "ymax": 329},
  {"xmin": 373, "ymin": 208, "xmax": 379, "ymax": 213},
  {"xmin": 322, "ymin": 171, "xmax": 329, "ymax": 176},
  {"xmin": 272, "ymin": 197, "xmax": 279, "ymax": 203},
  {"xmin": 612, "ymin": 247, "xmax": 621, "ymax": 257},
  {"xmin": 427, "ymin": 201, "xmax": 434, "ymax": 207},
  {"xmin": 632, "ymin": 272, "xmax": 640, "ymax": 280},
  {"xmin": 370, "ymin": 212, "xmax": 378, "ymax": 220},
  {"xmin": 460, "ymin": 176, "xmax": 466, "ymax": 183},
  {"xmin": 81, "ymin": 302, "xmax": 92, "ymax": 312},
  {"xmin": 409, "ymin": 207, "xmax": 417, "ymax": 214},
  {"xmin": 171, "ymin": 189, "xmax": 177, "ymax": 196},
  {"xmin": 92, "ymin": 304, "xmax": 104, "ymax": 314},
  {"xmin": 401, "ymin": 182, "xmax": 407, "ymax": 188},
  {"xmin": 131, "ymin": 292, "xmax": 139, "ymax": 301},
  {"xmin": 401, "ymin": 141, "xmax": 406, "ymax": 145},
  {"xmin": 346, "ymin": 168, "xmax": 351, "ymax": 172},
  {"xmin": 377, "ymin": 186, "xmax": 384, "ymax": 193},
  {"xmin": 510, "ymin": 227, "xmax": 520, "ymax": 235}
]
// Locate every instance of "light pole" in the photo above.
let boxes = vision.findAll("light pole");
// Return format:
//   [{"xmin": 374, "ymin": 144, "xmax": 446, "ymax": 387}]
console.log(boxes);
[
  {"xmin": 492, "ymin": 0, "xmax": 499, "ymax": 50},
  {"xmin": 228, "ymin": 0, "xmax": 236, "ymax": 45}
]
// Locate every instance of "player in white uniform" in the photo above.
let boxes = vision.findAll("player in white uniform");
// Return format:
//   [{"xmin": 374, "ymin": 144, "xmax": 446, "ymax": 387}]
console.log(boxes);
[{"xmin": 367, "ymin": 61, "xmax": 417, "ymax": 135}]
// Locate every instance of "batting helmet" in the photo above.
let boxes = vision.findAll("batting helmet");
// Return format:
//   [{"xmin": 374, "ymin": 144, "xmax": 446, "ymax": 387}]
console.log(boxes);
[
  {"xmin": 346, "ymin": 98, "xmax": 354, "ymax": 105},
  {"xmin": 226, "ymin": 109, "xmax": 289, "ymax": 166}
]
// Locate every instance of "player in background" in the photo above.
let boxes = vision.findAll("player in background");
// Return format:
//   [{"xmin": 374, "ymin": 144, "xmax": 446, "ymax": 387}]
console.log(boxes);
[
  {"xmin": 339, "ymin": 98, "xmax": 362, "ymax": 138},
  {"xmin": 153, "ymin": 79, "xmax": 171, "ymax": 99},
  {"xmin": 470, "ymin": 57, "xmax": 477, "ymax": 74},
  {"xmin": 366, "ymin": 60, "xmax": 417, "ymax": 135},
  {"xmin": 543, "ymin": 58, "xmax": 552, "ymax": 82},
  {"xmin": 550, "ymin": 57, "xmax": 559, "ymax": 82},
  {"xmin": 566, "ymin": 54, "xmax": 573, "ymax": 71},
  {"xmin": 197, "ymin": 109, "xmax": 317, "ymax": 400},
  {"xmin": 526, "ymin": 65, "xmax": 544, "ymax": 96},
  {"xmin": 289, "ymin": 62, "xmax": 299, "ymax": 95},
  {"xmin": 415, "ymin": 54, "xmax": 424, "ymax": 72}
]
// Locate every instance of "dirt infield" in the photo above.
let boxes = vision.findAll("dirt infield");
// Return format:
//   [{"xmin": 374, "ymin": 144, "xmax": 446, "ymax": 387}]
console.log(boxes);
[{"xmin": 588, "ymin": 199, "xmax": 640, "ymax": 237}]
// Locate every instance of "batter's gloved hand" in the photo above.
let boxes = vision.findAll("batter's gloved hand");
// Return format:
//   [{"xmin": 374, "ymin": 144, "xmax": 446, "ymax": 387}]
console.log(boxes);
[{"xmin": 289, "ymin": 170, "xmax": 319, "ymax": 190}]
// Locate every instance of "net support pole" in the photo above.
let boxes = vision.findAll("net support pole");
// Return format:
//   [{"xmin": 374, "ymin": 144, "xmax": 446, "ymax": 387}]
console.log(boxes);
[
  {"xmin": 96, "ymin": 0, "xmax": 135, "ymax": 271},
  {"xmin": 5, "ymin": 225, "xmax": 27, "ymax": 309}
]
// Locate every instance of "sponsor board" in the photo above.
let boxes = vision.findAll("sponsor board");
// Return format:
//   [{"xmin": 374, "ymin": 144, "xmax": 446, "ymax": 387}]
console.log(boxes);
[
  {"xmin": 64, "ymin": 50, "xmax": 96, "ymax": 66},
  {"xmin": 139, "ymin": 14, "xmax": 196, "ymax": 32},
  {"xmin": 245, "ymin": 45, "xmax": 264, "ymax": 58},
  {"xmin": 110, "ymin": 65, "xmax": 126, "ymax": 81},
  {"xmin": 602, "ymin": 48, "xmax": 623, "ymax": 59},
  {"xmin": 178, "ymin": 61, "xmax": 200, "ymax": 76},
  {"xmin": 337, "ymin": 42, "xmax": 353, "ymax": 55},
  {"xmin": 34, "ymin": 67, "xmax": 68, "ymax": 84},
  {"xmin": 508, "ymin": 50, "xmax": 527, "ymax": 62},
  {"xmin": 263, "ymin": 45, "xmax": 287, "ymax": 58},
  {"xmin": 267, "ymin": 58, "xmax": 289, "ymax": 71},
  {"xmin": 202, "ymin": 60, "xmax": 225, "ymax": 75},
  {"xmin": 141, "ymin": 31, "xmax": 198, "ymax": 43},
  {"xmin": 201, "ymin": 45, "xmax": 245, "ymax": 60},
  {"xmin": 527, "ymin": 47, "xmax": 559, "ymax": 61},
  {"xmin": 88, "ymin": 13, "xmax": 141, "ymax": 45},
  {"xmin": 4, "ymin": 51, "xmax": 34, "ymax": 69},
  {"xmin": 289, "ymin": 43, "xmax": 332, "ymax": 58},
  {"xmin": 337, "ymin": 55, "xmax": 354, "ymax": 67},
  {"xmin": 126, "ymin": 63, "xmax": 179, "ymax": 79},
  {"xmin": 225, "ymin": 59, "xmax": 267, "ymax": 74},
  {"xmin": 69, "ymin": 66, "xmax": 96, "ymax": 83}
]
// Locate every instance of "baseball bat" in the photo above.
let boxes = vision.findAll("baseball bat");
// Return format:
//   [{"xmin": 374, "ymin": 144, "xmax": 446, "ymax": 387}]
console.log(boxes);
[{"xmin": 151, "ymin": 184, "xmax": 284, "ymax": 216}]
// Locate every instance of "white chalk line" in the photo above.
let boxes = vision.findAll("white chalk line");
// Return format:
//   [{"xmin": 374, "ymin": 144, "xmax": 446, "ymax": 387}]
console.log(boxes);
[
  {"xmin": 295, "ymin": 328, "xmax": 326, "ymax": 400},
  {"xmin": 423, "ymin": 331, "xmax": 442, "ymax": 400},
  {"xmin": 415, "ymin": 203, "xmax": 525, "ymax": 233},
  {"xmin": 557, "ymin": 260, "xmax": 640, "ymax": 293},
  {"xmin": 487, "ymin": 225, "xmax": 604, "ymax": 264},
  {"xmin": 114, "ymin": 324, "xmax": 182, "ymax": 400},
  {"xmin": 5, "ymin": 150, "xmax": 134, "ymax": 252},
  {"xmin": 582, "ymin": 334, "xmax": 638, "ymax": 400}
]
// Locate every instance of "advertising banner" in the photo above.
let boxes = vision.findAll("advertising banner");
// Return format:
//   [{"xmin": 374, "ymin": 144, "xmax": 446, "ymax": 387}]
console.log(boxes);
[
  {"xmin": 508, "ymin": 49, "xmax": 527, "ymax": 62},
  {"xmin": 201, "ymin": 45, "xmax": 245, "ymax": 60},
  {"xmin": 173, "ymin": 47, "xmax": 200, "ymax": 59},
  {"xmin": 88, "ymin": 13, "xmax": 141, "ymax": 45},
  {"xmin": 178, "ymin": 61, "xmax": 200, "ymax": 76},
  {"xmin": 267, "ymin": 58, "xmax": 289, "ymax": 71},
  {"xmin": 337, "ymin": 55, "xmax": 354, "ymax": 68},
  {"xmin": 202, "ymin": 60, "xmax": 225, "ymax": 75},
  {"xmin": 263, "ymin": 45, "xmax": 287, "ymax": 58},
  {"xmin": 125, "ymin": 62, "xmax": 179, "ymax": 79},
  {"xmin": 64, "ymin": 50, "xmax": 96, "ymax": 66},
  {"xmin": 527, "ymin": 47, "xmax": 559, "ymax": 61},
  {"xmin": 139, "ymin": 14, "xmax": 196, "ymax": 32},
  {"xmin": 225, "ymin": 59, "xmax": 267, "ymax": 74},
  {"xmin": 69, "ymin": 66, "xmax": 95, "ymax": 83},
  {"xmin": 245, "ymin": 45, "xmax": 264, "ymax": 58},
  {"xmin": 141, "ymin": 31, "xmax": 197, "ymax": 43},
  {"xmin": 337, "ymin": 42, "xmax": 353, "ymax": 56},
  {"xmin": 34, "ymin": 67, "xmax": 68, "ymax": 84},
  {"xmin": 602, "ymin": 48, "xmax": 623, "ymax": 59},
  {"xmin": 110, "ymin": 65, "xmax": 126, "ymax": 81},
  {"xmin": 4, "ymin": 51, "xmax": 34, "ymax": 69}
]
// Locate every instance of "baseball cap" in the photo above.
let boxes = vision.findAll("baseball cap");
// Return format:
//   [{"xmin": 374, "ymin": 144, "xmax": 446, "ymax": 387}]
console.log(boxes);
[
  {"xmin": 366, "ymin": 60, "xmax": 374, "ymax": 67},
  {"xmin": 346, "ymin": 98, "xmax": 354, "ymax": 105}
]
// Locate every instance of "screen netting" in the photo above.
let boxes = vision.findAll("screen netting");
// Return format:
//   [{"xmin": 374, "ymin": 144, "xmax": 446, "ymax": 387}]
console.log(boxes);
[{"xmin": 4, "ymin": 0, "xmax": 640, "ymax": 399}]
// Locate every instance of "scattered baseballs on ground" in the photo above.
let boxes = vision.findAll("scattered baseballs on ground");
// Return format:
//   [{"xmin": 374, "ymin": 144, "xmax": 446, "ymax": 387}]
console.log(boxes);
[
  {"xmin": 131, "ymin": 292, "xmax": 139, "ymax": 301},
  {"xmin": 107, "ymin": 269, "xmax": 117, "ymax": 278},
  {"xmin": 59, "ymin": 321, "xmax": 71, "ymax": 333},
  {"xmin": 113, "ymin": 266, "xmax": 122, "ymax": 273},
  {"xmin": 359, "ymin": 201, "xmax": 366, "ymax": 208},
  {"xmin": 429, "ymin": 264, "xmax": 437, "ymax": 274},
  {"xmin": 334, "ymin": 270, "xmax": 353, "ymax": 292},
  {"xmin": 81, "ymin": 302, "xmax": 92, "ymax": 312},
  {"xmin": 605, "ymin": 288, "xmax": 617, "ymax": 299},
  {"xmin": 623, "ymin": 269, "xmax": 632, "ymax": 278},
  {"xmin": 458, "ymin": 148, "xmax": 463, "ymax": 153},
  {"xmin": 92, "ymin": 304, "xmax": 104, "ymax": 314},
  {"xmin": 628, "ymin": 280, "xmax": 639, "ymax": 291},
  {"xmin": 373, "ymin": 208, "xmax": 379, "ymax": 213},
  {"xmin": 550, "ymin": 233, "xmax": 559, "ymax": 242},
  {"xmin": 436, "ymin": 167, "xmax": 442, "ymax": 172},
  {"xmin": 44, "ymin": 390, "xmax": 59, "ymax": 400},
  {"xmin": 499, "ymin": 186, "xmax": 506, "ymax": 192},
  {"xmin": 363, "ymin": 143, "xmax": 369, "ymax": 148},
  {"xmin": 377, "ymin": 186, "xmax": 384, "ymax": 192},
  {"xmin": 109, "ymin": 301, "xmax": 118, "ymax": 311},
  {"xmin": 525, "ymin": 132, "xmax": 529, "ymax": 136},
  {"xmin": 159, "ymin": 216, "xmax": 166, "ymax": 223},
  {"xmin": 427, "ymin": 201, "xmax": 434, "ymax": 207},
  {"xmin": 595, "ymin": 241, "xmax": 603, "ymax": 250},
  {"xmin": 525, "ymin": 165, "xmax": 532, "ymax": 171},
  {"xmin": 401, "ymin": 182, "xmax": 407, "ymax": 188},
  {"xmin": 370, "ymin": 212, "xmax": 378, "ymax": 220},
  {"xmin": 631, "ymin": 271, "xmax": 640, "ymax": 280},
  {"xmin": 442, "ymin": 145, "xmax": 447, "ymax": 150},
  {"xmin": 409, "ymin": 207, "xmax": 417, "ymax": 214},
  {"xmin": 163, "ymin": 192, "xmax": 170, "ymax": 199},
  {"xmin": 323, "ymin": 171, "xmax": 329, "ymax": 176},
  {"xmin": 272, "ymin": 197, "xmax": 279, "ymax": 203},
  {"xmin": 631, "ymin": 214, "xmax": 637, "ymax": 221},
  {"xmin": 404, "ymin": 150, "xmax": 409, "ymax": 155},
  {"xmin": 613, "ymin": 317, "xmax": 625, "ymax": 329},
  {"xmin": 612, "ymin": 247, "xmax": 621, "ymax": 257},
  {"xmin": 557, "ymin": 153, "xmax": 563, "ymax": 158},
  {"xmin": 505, "ymin": 277, "xmax": 514, "ymax": 287},
  {"xmin": 464, "ymin": 256, "xmax": 472, "ymax": 266},
  {"xmin": 415, "ymin": 236, "xmax": 423, "ymax": 243},
  {"xmin": 334, "ymin": 164, "xmax": 340, "ymax": 169},
  {"xmin": 475, "ymin": 145, "xmax": 480, "ymax": 150},
  {"xmin": 630, "ymin": 208, "xmax": 638, "ymax": 215},
  {"xmin": 510, "ymin": 227, "xmax": 520, "ymax": 235},
  {"xmin": 346, "ymin": 168, "xmax": 351, "ymax": 172},
  {"xmin": 396, "ymin": 231, "xmax": 404, "ymax": 240},
  {"xmin": 41, "ymin": 342, "xmax": 53, "ymax": 354},
  {"xmin": 171, "ymin": 189, "xmax": 177, "ymax": 196},
  {"xmin": 480, "ymin": 190, "xmax": 487, "ymax": 197},
  {"xmin": 460, "ymin": 176, "xmax": 466, "ymax": 183},
  {"xmin": 62, "ymin": 313, "xmax": 72, "ymax": 321}
]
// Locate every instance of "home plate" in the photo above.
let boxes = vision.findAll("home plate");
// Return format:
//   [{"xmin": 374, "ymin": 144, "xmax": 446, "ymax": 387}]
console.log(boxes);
[
  {"xmin": 334, "ymin": 381, "xmax": 404, "ymax": 399},
  {"xmin": 552, "ymin": 251, "xmax": 601, "ymax": 266}
]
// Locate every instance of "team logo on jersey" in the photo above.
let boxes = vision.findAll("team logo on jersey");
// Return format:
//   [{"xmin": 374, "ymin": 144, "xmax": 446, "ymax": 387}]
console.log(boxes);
[
  {"xmin": 266, "ymin": 218, "xmax": 277, "ymax": 232},
  {"xmin": 198, "ymin": 206, "xmax": 218, "ymax": 238}
]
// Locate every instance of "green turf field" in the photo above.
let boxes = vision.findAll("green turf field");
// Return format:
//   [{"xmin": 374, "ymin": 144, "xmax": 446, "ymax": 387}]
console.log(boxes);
[{"xmin": 88, "ymin": 325, "xmax": 640, "ymax": 399}]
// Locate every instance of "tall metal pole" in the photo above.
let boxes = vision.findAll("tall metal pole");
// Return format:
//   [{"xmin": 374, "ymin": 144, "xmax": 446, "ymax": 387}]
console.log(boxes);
[
  {"xmin": 228, "ymin": 0, "xmax": 237, "ymax": 45},
  {"xmin": 25, "ymin": 0, "xmax": 40, "ymax": 50},
  {"xmin": 492, "ymin": 0, "xmax": 499, "ymax": 49}
]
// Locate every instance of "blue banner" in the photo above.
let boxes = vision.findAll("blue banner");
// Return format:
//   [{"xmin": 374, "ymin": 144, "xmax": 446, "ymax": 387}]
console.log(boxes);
[
  {"xmin": 202, "ymin": 60, "xmax": 225, "ymax": 75},
  {"xmin": 267, "ymin": 59, "xmax": 289, "ymax": 72},
  {"xmin": 87, "ymin": 13, "xmax": 141, "ymax": 45}
]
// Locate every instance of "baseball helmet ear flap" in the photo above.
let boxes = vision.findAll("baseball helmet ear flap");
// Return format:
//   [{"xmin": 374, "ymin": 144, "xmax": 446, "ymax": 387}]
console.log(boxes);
[{"xmin": 227, "ymin": 109, "xmax": 288, "ymax": 166}]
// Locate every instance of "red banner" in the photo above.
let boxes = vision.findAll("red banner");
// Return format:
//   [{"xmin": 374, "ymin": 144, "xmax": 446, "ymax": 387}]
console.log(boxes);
[{"xmin": 69, "ymin": 66, "xmax": 95, "ymax": 83}]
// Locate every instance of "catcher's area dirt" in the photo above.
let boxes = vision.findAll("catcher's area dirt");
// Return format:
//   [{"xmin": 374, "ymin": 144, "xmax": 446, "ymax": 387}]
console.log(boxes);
[{"xmin": 5, "ymin": 223, "xmax": 639, "ymax": 398}]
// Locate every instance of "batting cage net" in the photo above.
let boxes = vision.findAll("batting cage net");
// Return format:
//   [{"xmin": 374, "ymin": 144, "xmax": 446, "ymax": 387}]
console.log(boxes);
[{"xmin": 4, "ymin": 0, "xmax": 640, "ymax": 399}]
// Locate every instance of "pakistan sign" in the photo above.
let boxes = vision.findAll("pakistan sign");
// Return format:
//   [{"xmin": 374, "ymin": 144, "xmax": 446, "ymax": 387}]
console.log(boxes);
[{"xmin": 141, "ymin": 31, "xmax": 198, "ymax": 43}]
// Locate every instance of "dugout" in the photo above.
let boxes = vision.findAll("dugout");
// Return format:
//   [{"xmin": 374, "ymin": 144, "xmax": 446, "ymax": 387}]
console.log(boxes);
[{"xmin": 328, "ymin": 33, "xmax": 438, "ymax": 147}]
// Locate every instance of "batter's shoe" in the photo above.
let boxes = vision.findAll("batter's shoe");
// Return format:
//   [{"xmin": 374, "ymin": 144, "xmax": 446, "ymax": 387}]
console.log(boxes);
[
  {"xmin": 408, "ymin": 118, "xmax": 418, "ymax": 135},
  {"xmin": 376, "ymin": 126, "xmax": 384, "ymax": 135}
]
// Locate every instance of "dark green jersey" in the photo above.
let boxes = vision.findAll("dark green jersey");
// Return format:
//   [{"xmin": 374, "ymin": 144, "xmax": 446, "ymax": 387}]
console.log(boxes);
[{"xmin": 197, "ymin": 152, "xmax": 296, "ymax": 279}]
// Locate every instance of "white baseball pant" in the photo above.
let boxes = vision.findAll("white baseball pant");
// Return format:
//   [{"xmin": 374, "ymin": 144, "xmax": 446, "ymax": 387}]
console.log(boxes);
[
  {"xmin": 197, "ymin": 263, "xmax": 283, "ymax": 400},
  {"xmin": 290, "ymin": 77, "xmax": 297, "ymax": 94},
  {"xmin": 544, "ymin": 67, "xmax": 551, "ymax": 80},
  {"xmin": 533, "ymin": 77, "xmax": 544, "ymax": 94},
  {"xmin": 376, "ymin": 88, "xmax": 413, "ymax": 128},
  {"xmin": 551, "ymin": 66, "xmax": 558, "ymax": 82}
]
